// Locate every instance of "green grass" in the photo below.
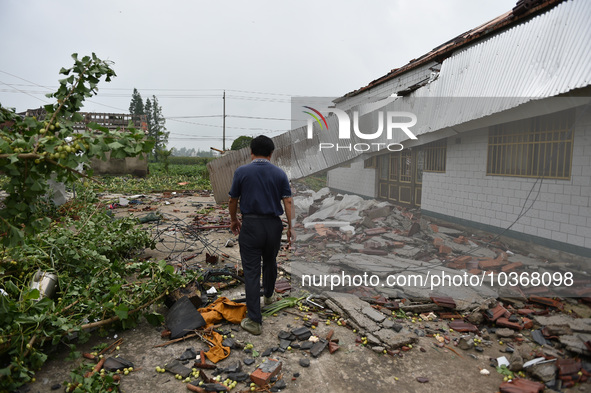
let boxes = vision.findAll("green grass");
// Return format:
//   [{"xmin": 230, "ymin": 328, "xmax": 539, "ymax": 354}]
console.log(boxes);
[
  {"xmin": 1, "ymin": 162, "xmax": 212, "ymax": 196},
  {"xmin": 299, "ymin": 172, "xmax": 327, "ymax": 192},
  {"xmin": 89, "ymin": 163, "xmax": 211, "ymax": 194}
]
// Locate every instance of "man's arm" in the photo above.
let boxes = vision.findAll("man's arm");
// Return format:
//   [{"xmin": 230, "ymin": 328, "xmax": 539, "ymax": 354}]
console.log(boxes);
[
  {"xmin": 282, "ymin": 196, "xmax": 295, "ymax": 246},
  {"xmin": 229, "ymin": 197, "xmax": 241, "ymax": 235}
]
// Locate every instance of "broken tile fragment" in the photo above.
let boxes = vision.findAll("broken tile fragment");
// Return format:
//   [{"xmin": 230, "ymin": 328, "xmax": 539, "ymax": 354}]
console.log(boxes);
[
  {"xmin": 310, "ymin": 339, "xmax": 328, "ymax": 358},
  {"xmin": 328, "ymin": 341, "xmax": 340, "ymax": 354},
  {"xmin": 164, "ymin": 359, "xmax": 192, "ymax": 378},
  {"xmin": 485, "ymin": 303, "xmax": 510, "ymax": 322},
  {"xmin": 448, "ymin": 320, "xmax": 479, "ymax": 333},
  {"xmin": 291, "ymin": 327, "xmax": 312, "ymax": 341},
  {"xmin": 430, "ymin": 295, "xmax": 456, "ymax": 309},
  {"xmin": 499, "ymin": 378, "xmax": 544, "ymax": 393},
  {"xmin": 270, "ymin": 379, "xmax": 287, "ymax": 392},
  {"xmin": 279, "ymin": 339, "xmax": 291, "ymax": 350},
  {"xmin": 299, "ymin": 341, "xmax": 314, "ymax": 350}
]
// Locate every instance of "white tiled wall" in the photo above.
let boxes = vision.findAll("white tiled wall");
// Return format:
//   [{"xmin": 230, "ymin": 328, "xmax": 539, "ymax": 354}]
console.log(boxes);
[
  {"xmin": 421, "ymin": 107, "xmax": 591, "ymax": 249},
  {"xmin": 327, "ymin": 159, "xmax": 376, "ymax": 198}
]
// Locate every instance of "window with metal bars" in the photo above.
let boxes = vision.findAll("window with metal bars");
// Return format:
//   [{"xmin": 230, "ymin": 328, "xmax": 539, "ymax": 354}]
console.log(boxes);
[
  {"xmin": 423, "ymin": 140, "xmax": 447, "ymax": 172},
  {"xmin": 486, "ymin": 109, "xmax": 574, "ymax": 179}
]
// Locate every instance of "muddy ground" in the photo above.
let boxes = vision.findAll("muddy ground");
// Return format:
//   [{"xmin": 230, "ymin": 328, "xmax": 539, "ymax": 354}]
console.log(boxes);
[{"xmin": 23, "ymin": 190, "xmax": 591, "ymax": 393}]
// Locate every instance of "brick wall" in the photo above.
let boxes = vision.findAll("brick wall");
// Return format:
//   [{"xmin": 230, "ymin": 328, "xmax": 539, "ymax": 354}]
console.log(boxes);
[
  {"xmin": 327, "ymin": 159, "xmax": 376, "ymax": 198},
  {"xmin": 421, "ymin": 106, "xmax": 591, "ymax": 250}
]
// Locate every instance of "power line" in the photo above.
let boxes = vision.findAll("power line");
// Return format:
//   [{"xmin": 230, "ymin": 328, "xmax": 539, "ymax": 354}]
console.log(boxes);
[
  {"xmin": 0, "ymin": 72, "xmax": 306, "ymax": 97},
  {"xmin": 0, "ymin": 81, "xmax": 49, "ymax": 105}
]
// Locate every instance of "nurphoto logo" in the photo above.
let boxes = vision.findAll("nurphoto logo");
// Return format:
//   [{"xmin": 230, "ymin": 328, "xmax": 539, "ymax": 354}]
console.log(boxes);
[{"xmin": 303, "ymin": 106, "xmax": 418, "ymax": 152}]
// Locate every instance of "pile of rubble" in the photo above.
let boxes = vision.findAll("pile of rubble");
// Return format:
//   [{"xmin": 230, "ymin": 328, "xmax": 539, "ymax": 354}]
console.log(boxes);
[{"xmin": 71, "ymin": 187, "xmax": 590, "ymax": 393}]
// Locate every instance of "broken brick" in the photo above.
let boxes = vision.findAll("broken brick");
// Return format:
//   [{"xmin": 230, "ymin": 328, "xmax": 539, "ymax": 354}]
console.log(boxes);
[
  {"xmin": 501, "ymin": 262, "xmax": 523, "ymax": 273},
  {"xmin": 438, "ymin": 245, "xmax": 452, "ymax": 254},
  {"xmin": 528, "ymin": 296, "xmax": 564, "ymax": 310},
  {"xmin": 447, "ymin": 261, "xmax": 464, "ymax": 269},
  {"xmin": 556, "ymin": 358, "xmax": 581, "ymax": 377},
  {"xmin": 448, "ymin": 320, "xmax": 479, "ymax": 333},
  {"xmin": 438, "ymin": 312, "xmax": 463, "ymax": 319},
  {"xmin": 452, "ymin": 236, "xmax": 469, "ymax": 244},
  {"xmin": 430, "ymin": 295, "xmax": 456, "ymax": 309},
  {"xmin": 328, "ymin": 341, "xmax": 340, "ymax": 354},
  {"xmin": 478, "ymin": 259, "xmax": 505, "ymax": 270},
  {"xmin": 522, "ymin": 317, "xmax": 533, "ymax": 329},
  {"xmin": 429, "ymin": 224, "xmax": 439, "ymax": 233},
  {"xmin": 274, "ymin": 278, "xmax": 291, "ymax": 293},
  {"xmin": 250, "ymin": 359, "xmax": 282, "ymax": 387},
  {"xmin": 433, "ymin": 238, "xmax": 444, "ymax": 247},
  {"xmin": 389, "ymin": 241, "xmax": 405, "ymax": 248},
  {"xmin": 496, "ymin": 317, "xmax": 522, "ymax": 330},
  {"xmin": 499, "ymin": 377, "xmax": 544, "ymax": 393},
  {"xmin": 455, "ymin": 255, "xmax": 473, "ymax": 264},
  {"xmin": 485, "ymin": 303, "xmax": 510, "ymax": 322},
  {"xmin": 364, "ymin": 227, "xmax": 388, "ymax": 236}
]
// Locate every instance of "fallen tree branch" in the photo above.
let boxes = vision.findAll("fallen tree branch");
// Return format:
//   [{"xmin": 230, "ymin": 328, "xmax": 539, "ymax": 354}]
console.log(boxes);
[
  {"xmin": 71, "ymin": 292, "xmax": 166, "ymax": 333},
  {"xmin": 153, "ymin": 332, "xmax": 200, "ymax": 348}
]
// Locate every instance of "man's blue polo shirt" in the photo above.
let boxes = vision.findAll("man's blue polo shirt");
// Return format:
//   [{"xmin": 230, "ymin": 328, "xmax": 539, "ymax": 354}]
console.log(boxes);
[{"xmin": 228, "ymin": 159, "xmax": 291, "ymax": 216}]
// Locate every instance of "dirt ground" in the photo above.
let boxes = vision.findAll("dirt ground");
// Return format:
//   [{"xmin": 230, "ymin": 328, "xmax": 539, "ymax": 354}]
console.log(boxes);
[{"xmin": 22, "ymin": 191, "xmax": 591, "ymax": 393}]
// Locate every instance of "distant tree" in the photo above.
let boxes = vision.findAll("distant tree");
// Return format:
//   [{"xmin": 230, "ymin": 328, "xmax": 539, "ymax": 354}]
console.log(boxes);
[
  {"xmin": 196, "ymin": 149, "xmax": 215, "ymax": 157},
  {"xmin": 129, "ymin": 88, "xmax": 144, "ymax": 122},
  {"xmin": 231, "ymin": 135, "xmax": 253, "ymax": 151},
  {"xmin": 145, "ymin": 96, "xmax": 169, "ymax": 161},
  {"xmin": 172, "ymin": 147, "xmax": 197, "ymax": 156}
]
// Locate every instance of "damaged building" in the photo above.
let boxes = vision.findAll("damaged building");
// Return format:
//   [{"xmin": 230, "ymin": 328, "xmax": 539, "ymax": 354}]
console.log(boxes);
[{"xmin": 207, "ymin": 0, "xmax": 591, "ymax": 258}]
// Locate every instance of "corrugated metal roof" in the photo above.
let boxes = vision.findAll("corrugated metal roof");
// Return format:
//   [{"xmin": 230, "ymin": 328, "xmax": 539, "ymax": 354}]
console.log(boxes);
[
  {"xmin": 336, "ymin": 0, "xmax": 565, "ymax": 101},
  {"xmin": 208, "ymin": 0, "xmax": 591, "ymax": 203}
]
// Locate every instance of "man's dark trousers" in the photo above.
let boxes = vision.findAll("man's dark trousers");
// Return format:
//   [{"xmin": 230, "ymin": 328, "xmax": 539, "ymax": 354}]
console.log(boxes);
[{"xmin": 239, "ymin": 215, "xmax": 283, "ymax": 324}]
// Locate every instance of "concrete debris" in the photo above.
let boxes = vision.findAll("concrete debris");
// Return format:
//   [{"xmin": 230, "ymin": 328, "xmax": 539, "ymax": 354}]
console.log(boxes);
[
  {"xmin": 495, "ymin": 328, "xmax": 516, "ymax": 338},
  {"xmin": 84, "ymin": 187, "xmax": 591, "ymax": 393},
  {"xmin": 533, "ymin": 315, "xmax": 591, "ymax": 334},
  {"xmin": 528, "ymin": 362, "xmax": 557, "ymax": 383}
]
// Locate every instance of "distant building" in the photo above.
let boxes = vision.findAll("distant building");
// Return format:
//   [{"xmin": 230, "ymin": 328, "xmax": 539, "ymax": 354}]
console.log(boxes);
[{"xmin": 22, "ymin": 108, "xmax": 149, "ymax": 177}]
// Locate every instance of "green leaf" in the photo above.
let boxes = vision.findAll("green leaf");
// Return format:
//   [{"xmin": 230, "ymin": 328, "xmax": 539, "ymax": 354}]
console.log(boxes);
[
  {"xmin": 30, "ymin": 180, "xmax": 45, "ymax": 192},
  {"xmin": 144, "ymin": 312, "xmax": 164, "ymax": 326},
  {"xmin": 23, "ymin": 289, "xmax": 40, "ymax": 301},
  {"xmin": 5, "ymin": 279, "xmax": 20, "ymax": 295},
  {"xmin": 114, "ymin": 304, "xmax": 129, "ymax": 320},
  {"xmin": 0, "ymin": 366, "xmax": 11, "ymax": 376}
]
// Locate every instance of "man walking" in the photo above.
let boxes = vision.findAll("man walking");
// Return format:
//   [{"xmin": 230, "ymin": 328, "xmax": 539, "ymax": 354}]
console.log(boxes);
[{"xmin": 228, "ymin": 135, "xmax": 294, "ymax": 335}]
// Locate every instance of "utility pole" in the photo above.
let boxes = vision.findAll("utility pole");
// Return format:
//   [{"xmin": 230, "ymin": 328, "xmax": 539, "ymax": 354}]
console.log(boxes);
[{"xmin": 222, "ymin": 90, "xmax": 226, "ymax": 151}]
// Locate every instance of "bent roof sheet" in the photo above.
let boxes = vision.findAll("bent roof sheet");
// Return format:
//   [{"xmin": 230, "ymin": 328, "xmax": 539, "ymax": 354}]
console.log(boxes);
[{"xmin": 208, "ymin": 0, "xmax": 591, "ymax": 203}]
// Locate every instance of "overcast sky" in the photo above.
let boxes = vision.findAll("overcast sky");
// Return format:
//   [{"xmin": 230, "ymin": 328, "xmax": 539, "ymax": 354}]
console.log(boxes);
[{"xmin": 0, "ymin": 0, "xmax": 517, "ymax": 152}]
